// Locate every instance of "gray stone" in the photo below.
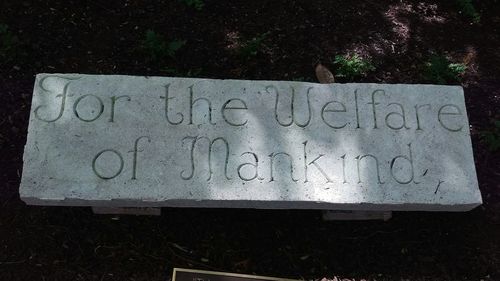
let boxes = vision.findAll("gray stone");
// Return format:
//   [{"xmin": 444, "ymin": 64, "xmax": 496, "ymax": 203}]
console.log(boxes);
[{"xmin": 20, "ymin": 74, "xmax": 482, "ymax": 211}]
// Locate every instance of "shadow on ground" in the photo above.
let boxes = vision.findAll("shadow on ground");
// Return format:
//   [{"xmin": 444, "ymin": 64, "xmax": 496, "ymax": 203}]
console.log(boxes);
[{"xmin": 0, "ymin": 1, "xmax": 499, "ymax": 280}]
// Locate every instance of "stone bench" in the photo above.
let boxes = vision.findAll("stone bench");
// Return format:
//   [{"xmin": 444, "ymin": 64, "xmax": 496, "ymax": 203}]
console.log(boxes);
[{"xmin": 20, "ymin": 74, "xmax": 482, "ymax": 216}]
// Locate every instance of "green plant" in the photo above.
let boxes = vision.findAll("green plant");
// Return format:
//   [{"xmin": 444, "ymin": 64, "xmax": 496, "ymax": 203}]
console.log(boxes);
[
  {"xmin": 180, "ymin": 0, "xmax": 204, "ymax": 10},
  {"xmin": 0, "ymin": 24, "xmax": 20, "ymax": 62},
  {"xmin": 333, "ymin": 54, "xmax": 375, "ymax": 81},
  {"xmin": 142, "ymin": 30, "xmax": 186, "ymax": 61},
  {"xmin": 481, "ymin": 119, "xmax": 500, "ymax": 152},
  {"xmin": 237, "ymin": 32, "xmax": 269, "ymax": 58},
  {"xmin": 186, "ymin": 68, "xmax": 202, "ymax": 77},
  {"xmin": 456, "ymin": 0, "xmax": 481, "ymax": 23},
  {"xmin": 423, "ymin": 55, "xmax": 467, "ymax": 84}
]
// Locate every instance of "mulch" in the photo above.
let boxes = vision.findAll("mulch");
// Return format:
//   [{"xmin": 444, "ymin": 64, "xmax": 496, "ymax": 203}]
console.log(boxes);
[{"xmin": 0, "ymin": 1, "xmax": 499, "ymax": 280}]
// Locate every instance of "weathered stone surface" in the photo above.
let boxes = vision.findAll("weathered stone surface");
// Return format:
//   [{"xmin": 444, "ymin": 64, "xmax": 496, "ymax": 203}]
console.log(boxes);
[{"xmin": 20, "ymin": 74, "xmax": 482, "ymax": 211}]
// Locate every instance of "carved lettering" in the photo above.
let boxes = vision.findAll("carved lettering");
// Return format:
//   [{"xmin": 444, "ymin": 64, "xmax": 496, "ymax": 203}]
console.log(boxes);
[
  {"xmin": 355, "ymin": 154, "xmax": 384, "ymax": 184},
  {"xmin": 73, "ymin": 94, "xmax": 104, "ymax": 122},
  {"xmin": 34, "ymin": 78, "xmax": 468, "ymax": 194},
  {"xmin": 180, "ymin": 136, "xmax": 231, "ymax": 181},
  {"xmin": 265, "ymin": 85, "xmax": 313, "ymax": 127},
  {"xmin": 160, "ymin": 83, "xmax": 184, "ymax": 125},
  {"xmin": 34, "ymin": 76, "xmax": 81, "ymax": 122},
  {"xmin": 390, "ymin": 143, "xmax": 419, "ymax": 184},
  {"xmin": 354, "ymin": 89, "xmax": 361, "ymax": 129},
  {"xmin": 367, "ymin": 89, "xmax": 385, "ymax": 129},
  {"xmin": 221, "ymin": 98, "xmax": 248, "ymax": 126},
  {"xmin": 303, "ymin": 141, "xmax": 332, "ymax": 183},
  {"xmin": 269, "ymin": 152, "xmax": 298, "ymax": 182},
  {"xmin": 341, "ymin": 154, "xmax": 348, "ymax": 183},
  {"xmin": 414, "ymin": 104, "xmax": 431, "ymax": 130},
  {"xmin": 92, "ymin": 149, "xmax": 124, "ymax": 180},
  {"xmin": 189, "ymin": 84, "xmax": 216, "ymax": 125},
  {"xmin": 438, "ymin": 104, "xmax": 464, "ymax": 132},
  {"xmin": 385, "ymin": 102, "xmax": 410, "ymax": 130},
  {"xmin": 237, "ymin": 152, "xmax": 259, "ymax": 181},
  {"xmin": 321, "ymin": 100, "xmax": 348, "ymax": 129},
  {"xmin": 131, "ymin": 136, "xmax": 151, "ymax": 180},
  {"xmin": 109, "ymin": 95, "xmax": 131, "ymax": 122}
]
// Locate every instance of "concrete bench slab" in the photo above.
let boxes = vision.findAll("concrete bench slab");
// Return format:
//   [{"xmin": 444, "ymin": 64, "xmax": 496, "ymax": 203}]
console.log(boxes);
[{"xmin": 20, "ymin": 74, "xmax": 482, "ymax": 211}]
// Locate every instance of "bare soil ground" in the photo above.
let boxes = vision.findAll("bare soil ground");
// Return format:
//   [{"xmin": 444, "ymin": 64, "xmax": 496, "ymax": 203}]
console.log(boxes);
[{"xmin": 0, "ymin": 1, "xmax": 499, "ymax": 280}]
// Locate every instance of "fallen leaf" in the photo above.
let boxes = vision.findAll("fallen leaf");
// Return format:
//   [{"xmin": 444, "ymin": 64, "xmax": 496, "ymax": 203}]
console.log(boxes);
[{"xmin": 315, "ymin": 64, "xmax": 335, "ymax": 84}]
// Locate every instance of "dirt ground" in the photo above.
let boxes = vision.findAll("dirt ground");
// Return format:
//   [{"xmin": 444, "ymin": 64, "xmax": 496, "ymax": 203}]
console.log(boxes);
[{"xmin": 0, "ymin": 1, "xmax": 499, "ymax": 280}]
